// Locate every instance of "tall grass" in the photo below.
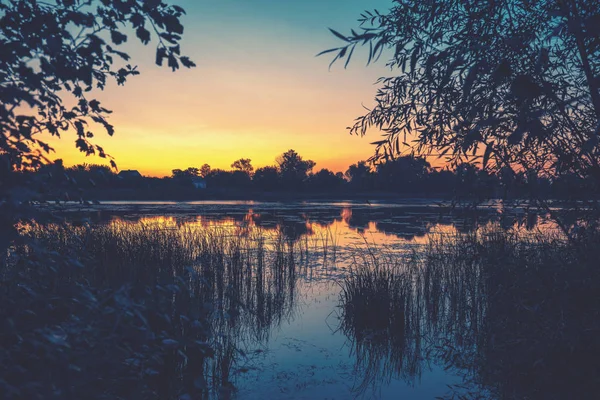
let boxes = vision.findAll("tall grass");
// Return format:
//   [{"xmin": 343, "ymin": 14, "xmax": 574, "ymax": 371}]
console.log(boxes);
[
  {"xmin": 339, "ymin": 248, "xmax": 422, "ymax": 393},
  {"xmin": 339, "ymin": 225, "xmax": 600, "ymax": 399},
  {"xmin": 1, "ymin": 220, "xmax": 304, "ymax": 399}
]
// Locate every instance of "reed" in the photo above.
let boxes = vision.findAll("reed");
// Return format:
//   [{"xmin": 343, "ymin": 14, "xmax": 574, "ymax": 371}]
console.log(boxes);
[
  {"xmin": 339, "ymin": 247, "xmax": 422, "ymax": 393},
  {"xmin": 1, "ymin": 220, "xmax": 305, "ymax": 399},
  {"xmin": 339, "ymin": 225, "xmax": 600, "ymax": 399}
]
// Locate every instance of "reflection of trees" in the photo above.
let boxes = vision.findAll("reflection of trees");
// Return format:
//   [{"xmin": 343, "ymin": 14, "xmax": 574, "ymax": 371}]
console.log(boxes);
[
  {"xmin": 346, "ymin": 209, "xmax": 372, "ymax": 233},
  {"xmin": 375, "ymin": 220, "xmax": 431, "ymax": 240},
  {"xmin": 278, "ymin": 220, "xmax": 313, "ymax": 242},
  {"xmin": 66, "ymin": 204, "xmax": 537, "ymax": 244},
  {"xmin": 251, "ymin": 212, "xmax": 314, "ymax": 242}
]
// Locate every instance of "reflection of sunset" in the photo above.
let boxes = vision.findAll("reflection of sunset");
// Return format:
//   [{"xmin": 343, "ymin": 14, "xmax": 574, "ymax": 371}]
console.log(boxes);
[
  {"xmin": 341, "ymin": 207, "xmax": 352, "ymax": 225},
  {"xmin": 105, "ymin": 204, "xmax": 560, "ymax": 251}
]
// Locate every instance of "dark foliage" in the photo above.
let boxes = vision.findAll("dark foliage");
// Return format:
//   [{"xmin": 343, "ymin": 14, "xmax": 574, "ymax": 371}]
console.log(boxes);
[
  {"xmin": 1, "ymin": 221, "xmax": 301, "ymax": 399},
  {"xmin": 0, "ymin": 0, "xmax": 194, "ymax": 175},
  {"xmin": 340, "ymin": 227, "xmax": 600, "ymax": 399},
  {"xmin": 323, "ymin": 0, "xmax": 600, "ymax": 202},
  {"xmin": 19, "ymin": 149, "xmax": 599, "ymax": 201}
]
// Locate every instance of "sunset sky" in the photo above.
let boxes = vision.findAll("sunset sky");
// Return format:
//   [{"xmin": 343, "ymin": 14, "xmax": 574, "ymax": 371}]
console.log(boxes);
[{"xmin": 47, "ymin": 0, "xmax": 394, "ymax": 177}]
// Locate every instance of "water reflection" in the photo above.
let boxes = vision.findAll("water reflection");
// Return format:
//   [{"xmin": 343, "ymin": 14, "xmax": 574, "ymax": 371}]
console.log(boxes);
[
  {"xmin": 46, "ymin": 202, "xmax": 567, "ymax": 398},
  {"xmin": 57, "ymin": 202, "xmax": 558, "ymax": 248},
  {"xmin": 178, "ymin": 230, "xmax": 306, "ymax": 397}
]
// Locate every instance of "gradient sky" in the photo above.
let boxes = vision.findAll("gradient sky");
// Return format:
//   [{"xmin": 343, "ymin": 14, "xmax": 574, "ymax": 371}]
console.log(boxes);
[{"xmin": 48, "ymin": 0, "xmax": 394, "ymax": 177}]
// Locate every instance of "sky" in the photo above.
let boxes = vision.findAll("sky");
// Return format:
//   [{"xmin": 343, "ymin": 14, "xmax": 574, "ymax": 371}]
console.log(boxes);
[{"xmin": 48, "ymin": 0, "xmax": 394, "ymax": 177}]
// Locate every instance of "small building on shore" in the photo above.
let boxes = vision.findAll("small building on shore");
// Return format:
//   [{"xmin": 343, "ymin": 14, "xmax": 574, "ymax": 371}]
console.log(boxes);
[{"xmin": 191, "ymin": 177, "xmax": 207, "ymax": 189}]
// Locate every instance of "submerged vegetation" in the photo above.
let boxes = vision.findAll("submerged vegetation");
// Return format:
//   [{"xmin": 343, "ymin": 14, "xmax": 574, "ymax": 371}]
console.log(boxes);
[
  {"xmin": 340, "ymin": 226, "xmax": 600, "ymax": 399},
  {"xmin": 1, "ymin": 221, "xmax": 306, "ymax": 399}
]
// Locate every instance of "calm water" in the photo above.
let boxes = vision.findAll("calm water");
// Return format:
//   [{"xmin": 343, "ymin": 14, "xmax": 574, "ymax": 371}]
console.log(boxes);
[{"xmin": 46, "ymin": 200, "xmax": 555, "ymax": 399}]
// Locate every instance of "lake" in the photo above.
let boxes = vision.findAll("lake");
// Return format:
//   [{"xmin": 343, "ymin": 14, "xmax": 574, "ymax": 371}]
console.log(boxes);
[{"xmin": 40, "ymin": 200, "xmax": 558, "ymax": 399}]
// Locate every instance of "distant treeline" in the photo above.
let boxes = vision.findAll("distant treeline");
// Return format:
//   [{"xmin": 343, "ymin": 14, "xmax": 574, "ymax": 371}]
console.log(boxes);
[{"xmin": 12, "ymin": 149, "xmax": 600, "ymax": 201}]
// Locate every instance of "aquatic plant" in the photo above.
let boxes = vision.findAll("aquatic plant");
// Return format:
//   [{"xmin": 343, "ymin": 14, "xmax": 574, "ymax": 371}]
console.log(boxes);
[
  {"xmin": 339, "ymin": 225, "xmax": 600, "ymax": 399},
  {"xmin": 1, "ymin": 220, "xmax": 304, "ymax": 399},
  {"xmin": 339, "ymin": 247, "xmax": 422, "ymax": 393}
]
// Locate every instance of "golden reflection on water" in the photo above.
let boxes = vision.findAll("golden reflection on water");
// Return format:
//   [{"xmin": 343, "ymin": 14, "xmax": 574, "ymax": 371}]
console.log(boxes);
[{"xmin": 108, "ymin": 205, "xmax": 559, "ymax": 252}]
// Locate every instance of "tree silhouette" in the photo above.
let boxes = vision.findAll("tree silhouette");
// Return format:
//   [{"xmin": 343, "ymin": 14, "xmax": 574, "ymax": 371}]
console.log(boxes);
[
  {"xmin": 231, "ymin": 158, "xmax": 253, "ymax": 175},
  {"xmin": 253, "ymin": 166, "xmax": 280, "ymax": 191},
  {"xmin": 200, "ymin": 163, "xmax": 211, "ymax": 178},
  {"xmin": 276, "ymin": 149, "xmax": 315, "ymax": 189},
  {"xmin": 0, "ymin": 0, "xmax": 194, "ymax": 174},
  {"xmin": 206, "ymin": 168, "xmax": 250, "ymax": 189},
  {"xmin": 346, "ymin": 161, "xmax": 374, "ymax": 190},
  {"xmin": 307, "ymin": 168, "xmax": 345, "ymax": 191},
  {"xmin": 322, "ymin": 1, "xmax": 600, "ymax": 198},
  {"xmin": 172, "ymin": 167, "xmax": 199, "ymax": 179},
  {"xmin": 375, "ymin": 156, "xmax": 431, "ymax": 192}
]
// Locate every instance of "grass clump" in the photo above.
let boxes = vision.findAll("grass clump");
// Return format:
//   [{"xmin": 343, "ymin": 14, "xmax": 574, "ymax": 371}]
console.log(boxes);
[
  {"xmin": 1, "ymin": 220, "xmax": 301, "ymax": 399},
  {"xmin": 339, "ymin": 250, "xmax": 422, "ymax": 393},
  {"xmin": 340, "ymin": 226, "xmax": 600, "ymax": 399}
]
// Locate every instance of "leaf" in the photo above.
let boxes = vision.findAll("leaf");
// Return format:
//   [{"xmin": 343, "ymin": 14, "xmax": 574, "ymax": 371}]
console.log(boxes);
[
  {"xmin": 410, "ymin": 43, "xmax": 421, "ymax": 72},
  {"xmin": 180, "ymin": 56, "xmax": 196, "ymax": 68},
  {"xmin": 130, "ymin": 13, "xmax": 144, "ymax": 27},
  {"xmin": 164, "ymin": 15, "xmax": 184, "ymax": 35},
  {"xmin": 110, "ymin": 30, "xmax": 127, "ymax": 45},
  {"xmin": 160, "ymin": 32, "xmax": 181, "ymax": 44},
  {"xmin": 155, "ymin": 47, "xmax": 167, "ymax": 66},
  {"xmin": 316, "ymin": 48, "xmax": 340, "ymax": 57},
  {"xmin": 45, "ymin": 332, "xmax": 71, "ymax": 348},
  {"xmin": 329, "ymin": 28, "xmax": 349, "ymax": 42},
  {"xmin": 344, "ymin": 45, "xmax": 355, "ymax": 68},
  {"xmin": 136, "ymin": 26, "xmax": 151, "ymax": 45},
  {"xmin": 172, "ymin": 5, "xmax": 186, "ymax": 15},
  {"xmin": 168, "ymin": 54, "xmax": 179, "ymax": 71},
  {"xmin": 162, "ymin": 338, "xmax": 179, "ymax": 347},
  {"xmin": 483, "ymin": 144, "xmax": 492, "ymax": 169},
  {"xmin": 88, "ymin": 99, "xmax": 100, "ymax": 112},
  {"xmin": 75, "ymin": 138, "xmax": 89, "ymax": 152}
]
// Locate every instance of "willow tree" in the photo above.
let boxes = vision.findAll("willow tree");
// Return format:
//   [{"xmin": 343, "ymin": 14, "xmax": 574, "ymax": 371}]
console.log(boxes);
[{"xmin": 322, "ymin": 0, "xmax": 600, "ymax": 194}]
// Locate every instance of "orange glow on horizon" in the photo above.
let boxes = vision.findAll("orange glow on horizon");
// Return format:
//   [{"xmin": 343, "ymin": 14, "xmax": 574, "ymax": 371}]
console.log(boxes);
[
  {"xmin": 45, "ymin": 126, "xmax": 378, "ymax": 177},
  {"xmin": 36, "ymin": 0, "xmax": 418, "ymax": 178}
]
